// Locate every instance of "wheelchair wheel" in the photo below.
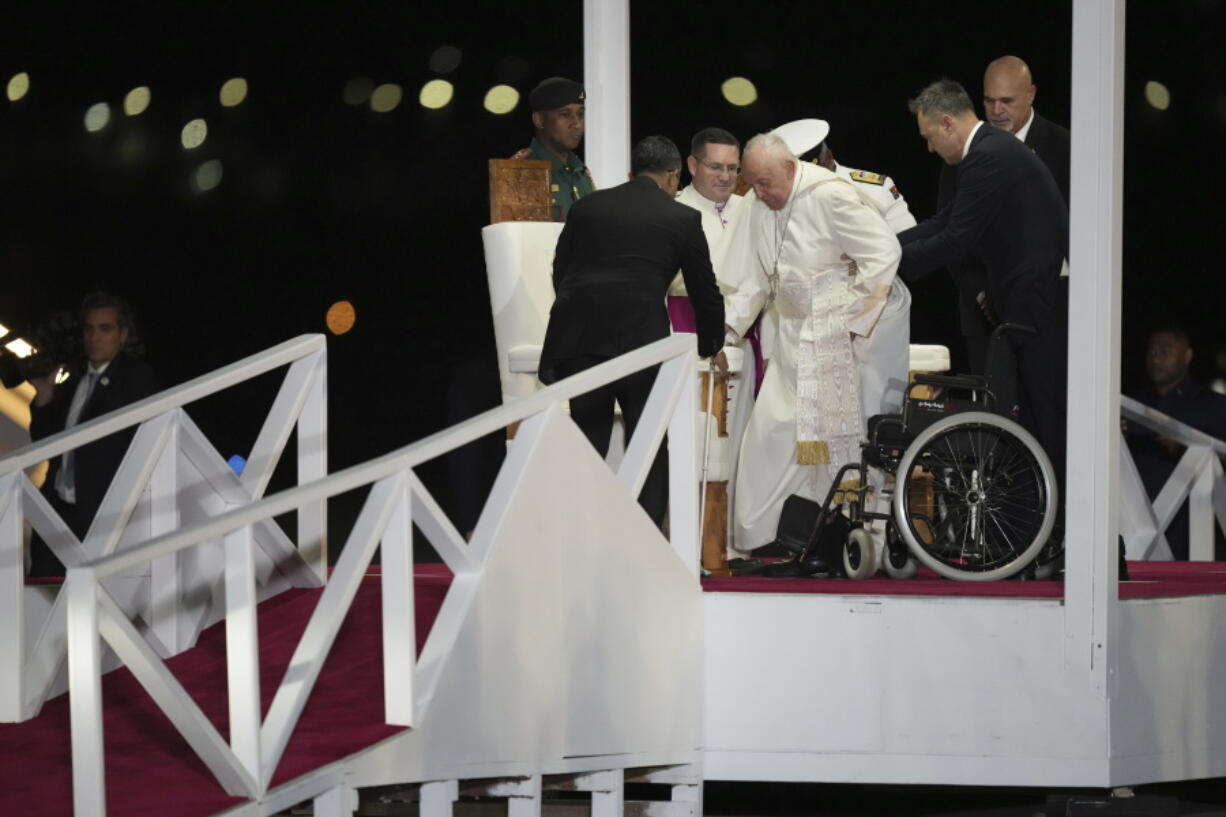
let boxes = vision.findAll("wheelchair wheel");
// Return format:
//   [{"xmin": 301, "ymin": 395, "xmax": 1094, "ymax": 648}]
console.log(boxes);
[
  {"xmin": 882, "ymin": 521, "xmax": 918, "ymax": 579},
  {"xmin": 892, "ymin": 411, "xmax": 1057, "ymax": 581},
  {"xmin": 842, "ymin": 526, "xmax": 877, "ymax": 580}
]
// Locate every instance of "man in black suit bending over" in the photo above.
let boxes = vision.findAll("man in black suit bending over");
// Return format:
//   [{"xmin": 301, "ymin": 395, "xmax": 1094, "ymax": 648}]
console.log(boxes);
[
  {"xmin": 28, "ymin": 292, "xmax": 158, "ymax": 575},
  {"xmin": 937, "ymin": 56, "xmax": 1070, "ymax": 374},
  {"xmin": 539, "ymin": 135, "xmax": 726, "ymax": 527},
  {"xmin": 899, "ymin": 79, "xmax": 1069, "ymax": 492}
]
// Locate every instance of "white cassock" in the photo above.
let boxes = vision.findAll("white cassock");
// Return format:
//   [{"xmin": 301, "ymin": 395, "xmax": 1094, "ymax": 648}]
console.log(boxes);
[
  {"xmin": 721, "ymin": 161, "xmax": 902, "ymax": 550},
  {"xmin": 670, "ymin": 185, "xmax": 755, "ymax": 553}
]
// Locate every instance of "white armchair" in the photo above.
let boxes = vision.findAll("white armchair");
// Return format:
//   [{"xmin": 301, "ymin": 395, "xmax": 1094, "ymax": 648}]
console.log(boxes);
[{"xmin": 482, "ymin": 221, "xmax": 564, "ymax": 405}]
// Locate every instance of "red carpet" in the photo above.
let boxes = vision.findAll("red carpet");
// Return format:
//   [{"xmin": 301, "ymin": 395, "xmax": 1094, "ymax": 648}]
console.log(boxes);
[
  {"xmin": 701, "ymin": 561, "xmax": 1226, "ymax": 600},
  {"xmin": 0, "ymin": 567, "xmax": 452, "ymax": 817}
]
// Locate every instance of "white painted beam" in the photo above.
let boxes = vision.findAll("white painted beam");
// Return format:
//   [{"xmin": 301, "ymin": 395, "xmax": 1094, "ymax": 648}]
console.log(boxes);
[
  {"xmin": 583, "ymin": 0, "xmax": 630, "ymax": 188},
  {"xmin": 1065, "ymin": 0, "xmax": 1125, "ymax": 696}
]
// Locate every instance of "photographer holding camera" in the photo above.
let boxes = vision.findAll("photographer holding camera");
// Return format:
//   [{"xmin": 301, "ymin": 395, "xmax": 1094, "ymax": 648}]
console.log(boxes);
[{"xmin": 27, "ymin": 291, "xmax": 158, "ymax": 576}]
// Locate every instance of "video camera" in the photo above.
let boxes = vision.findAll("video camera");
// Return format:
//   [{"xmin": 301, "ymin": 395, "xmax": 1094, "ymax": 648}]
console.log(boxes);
[{"xmin": 0, "ymin": 311, "xmax": 81, "ymax": 390}]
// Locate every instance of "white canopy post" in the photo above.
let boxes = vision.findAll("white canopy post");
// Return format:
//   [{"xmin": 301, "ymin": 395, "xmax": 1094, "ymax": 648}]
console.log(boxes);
[
  {"xmin": 1065, "ymin": 0, "xmax": 1126, "ymax": 692},
  {"xmin": 583, "ymin": 0, "xmax": 631, "ymax": 188}
]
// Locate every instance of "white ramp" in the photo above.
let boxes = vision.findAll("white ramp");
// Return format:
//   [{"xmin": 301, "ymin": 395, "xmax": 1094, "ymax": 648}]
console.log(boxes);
[{"xmin": 347, "ymin": 403, "xmax": 703, "ymax": 785}]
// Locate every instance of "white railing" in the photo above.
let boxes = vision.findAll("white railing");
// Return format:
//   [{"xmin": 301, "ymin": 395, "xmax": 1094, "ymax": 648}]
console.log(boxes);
[
  {"xmin": 1, "ymin": 335, "xmax": 327, "ymax": 723},
  {"xmin": 64, "ymin": 334, "xmax": 700, "ymax": 817},
  {"xmin": 1119, "ymin": 394, "xmax": 1226, "ymax": 561}
]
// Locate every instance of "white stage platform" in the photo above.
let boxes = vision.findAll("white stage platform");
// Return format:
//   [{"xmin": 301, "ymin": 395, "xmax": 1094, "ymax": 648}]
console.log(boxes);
[{"xmin": 702, "ymin": 587, "xmax": 1226, "ymax": 788}]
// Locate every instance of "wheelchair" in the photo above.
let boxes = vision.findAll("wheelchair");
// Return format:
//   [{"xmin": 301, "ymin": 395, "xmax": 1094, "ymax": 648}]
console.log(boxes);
[{"xmin": 798, "ymin": 324, "xmax": 1060, "ymax": 582}]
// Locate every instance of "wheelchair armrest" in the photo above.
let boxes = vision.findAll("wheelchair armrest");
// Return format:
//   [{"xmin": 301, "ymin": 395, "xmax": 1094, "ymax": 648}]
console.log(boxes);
[{"xmin": 912, "ymin": 373, "xmax": 989, "ymax": 391}]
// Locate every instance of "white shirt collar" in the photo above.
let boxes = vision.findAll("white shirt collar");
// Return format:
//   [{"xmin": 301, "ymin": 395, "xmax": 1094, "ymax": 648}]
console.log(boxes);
[
  {"xmin": 88, "ymin": 360, "xmax": 112, "ymax": 377},
  {"xmin": 961, "ymin": 120, "xmax": 986, "ymax": 161},
  {"xmin": 1013, "ymin": 108, "xmax": 1036, "ymax": 142}
]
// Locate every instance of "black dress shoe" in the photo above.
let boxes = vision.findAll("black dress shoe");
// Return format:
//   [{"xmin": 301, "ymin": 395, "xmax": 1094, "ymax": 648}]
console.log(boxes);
[{"xmin": 750, "ymin": 542, "xmax": 798, "ymax": 558}]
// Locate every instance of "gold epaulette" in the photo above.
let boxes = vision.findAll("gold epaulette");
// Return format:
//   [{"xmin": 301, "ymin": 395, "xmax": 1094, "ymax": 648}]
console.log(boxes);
[
  {"xmin": 509, "ymin": 148, "xmax": 533, "ymax": 160},
  {"xmin": 849, "ymin": 170, "xmax": 886, "ymax": 185}
]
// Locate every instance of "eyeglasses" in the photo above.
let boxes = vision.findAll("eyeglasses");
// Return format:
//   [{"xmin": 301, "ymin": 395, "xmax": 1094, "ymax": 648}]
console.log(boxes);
[{"xmin": 697, "ymin": 158, "xmax": 740, "ymax": 175}]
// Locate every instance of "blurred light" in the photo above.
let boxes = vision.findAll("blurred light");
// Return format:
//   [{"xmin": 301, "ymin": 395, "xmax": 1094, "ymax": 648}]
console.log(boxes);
[
  {"xmin": 428, "ymin": 45, "xmax": 462, "ymax": 74},
  {"xmin": 1144, "ymin": 80, "xmax": 1170, "ymax": 110},
  {"xmin": 484, "ymin": 85, "xmax": 519, "ymax": 115},
  {"xmin": 220, "ymin": 77, "xmax": 248, "ymax": 107},
  {"xmin": 5, "ymin": 338, "xmax": 35, "ymax": 358},
  {"xmin": 227, "ymin": 454, "xmax": 246, "ymax": 475},
  {"xmin": 123, "ymin": 86, "xmax": 151, "ymax": 116},
  {"xmin": 55, "ymin": 369, "xmax": 70, "ymax": 385},
  {"xmin": 343, "ymin": 77, "xmax": 373, "ymax": 106},
  {"xmin": 419, "ymin": 79, "xmax": 454, "ymax": 110},
  {"xmin": 0, "ymin": 322, "xmax": 8, "ymax": 339},
  {"xmin": 494, "ymin": 56, "xmax": 529, "ymax": 84},
  {"xmin": 7, "ymin": 72, "xmax": 29, "ymax": 102},
  {"xmin": 181, "ymin": 118, "xmax": 208, "ymax": 149},
  {"xmin": 1211, "ymin": 378, "xmax": 1226, "ymax": 396},
  {"xmin": 721, "ymin": 77, "xmax": 757, "ymax": 106},
  {"xmin": 84, "ymin": 102, "xmax": 112, "ymax": 132},
  {"xmin": 193, "ymin": 159, "xmax": 224, "ymax": 192},
  {"xmin": 370, "ymin": 83, "xmax": 403, "ymax": 113},
  {"xmin": 326, "ymin": 301, "xmax": 356, "ymax": 335}
]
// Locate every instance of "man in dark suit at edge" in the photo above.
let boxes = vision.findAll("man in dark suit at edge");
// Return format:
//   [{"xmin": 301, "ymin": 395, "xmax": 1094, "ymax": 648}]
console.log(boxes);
[
  {"xmin": 937, "ymin": 56, "xmax": 1070, "ymax": 374},
  {"xmin": 538, "ymin": 135, "xmax": 726, "ymax": 528},
  {"xmin": 898, "ymin": 79, "xmax": 1069, "ymax": 497},
  {"xmin": 28, "ymin": 291, "xmax": 159, "ymax": 575}
]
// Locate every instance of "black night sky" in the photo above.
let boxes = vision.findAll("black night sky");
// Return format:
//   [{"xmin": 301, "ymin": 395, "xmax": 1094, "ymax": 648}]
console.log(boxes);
[{"xmin": 2, "ymin": 1, "xmax": 1224, "ymax": 535}]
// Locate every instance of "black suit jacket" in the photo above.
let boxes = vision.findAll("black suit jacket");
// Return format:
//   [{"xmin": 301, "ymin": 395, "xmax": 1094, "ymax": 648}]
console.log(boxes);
[
  {"xmin": 538, "ymin": 175, "xmax": 725, "ymax": 383},
  {"xmin": 1025, "ymin": 111, "xmax": 1070, "ymax": 206},
  {"xmin": 29, "ymin": 353, "xmax": 159, "ymax": 523},
  {"xmin": 901, "ymin": 124, "xmax": 1068, "ymax": 329},
  {"xmin": 935, "ymin": 112, "xmax": 1070, "ymax": 335}
]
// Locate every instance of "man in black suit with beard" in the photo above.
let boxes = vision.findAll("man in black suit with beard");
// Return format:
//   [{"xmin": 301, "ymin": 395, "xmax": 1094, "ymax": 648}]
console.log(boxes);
[
  {"xmin": 898, "ymin": 79, "xmax": 1069, "ymax": 494},
  {"xmin": 539, "ymin": 135, "xmax": 725, "ymax": 527},
  {"xmin": 937, "ymin": 56, "xmax": 1070, "ymax": 374},
  {"xmin": 28, "ymin": 291, "xmax": 158, "ymax": 575}
]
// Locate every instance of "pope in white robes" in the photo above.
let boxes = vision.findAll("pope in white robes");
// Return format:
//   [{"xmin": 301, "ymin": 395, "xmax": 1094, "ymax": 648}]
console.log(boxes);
[
  {"xmin": 773, "ymin": 119, "xmax": 915, "ymax": 427},
  {"xmin": 723, "ymin": 132, "xmax": 903, "ymax": 550}
]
